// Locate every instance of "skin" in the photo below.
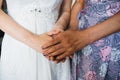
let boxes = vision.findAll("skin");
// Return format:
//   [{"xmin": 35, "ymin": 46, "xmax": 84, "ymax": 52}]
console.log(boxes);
[
  {"xmin": 46, "ymin": 0, "xmax": 72, "ymax": 61},
  {"xmin": 43, "ymin": 0, "xmax": 85, "ymax": 62},
  {"xmin": 0, "ymin": 0, "xmax": 2, "ymax": 8},
  {"xmin": 69, "ymin": 0, "xmax": 84, "ymax": 30},
  {"xmin": 42, "ymin": 1, "xmax": 120, "ymax": 62},
  {"xmin": 47, "ymin": 0, "xmax": 72, "ymax": 35},
  {"xmin": 0, "ymin": 0, "xmax": 71, "ymax": 56}
]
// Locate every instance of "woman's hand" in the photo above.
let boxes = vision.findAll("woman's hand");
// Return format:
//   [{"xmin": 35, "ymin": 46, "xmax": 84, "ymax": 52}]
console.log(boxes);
[
  {"xmin": 47, "ymin": 24, "xmax": 64, "ymax": 36},
  {"xmin": 42, "ymin": 29, "xmax": 91, "ymax": 62},
  {"xmin": 29, "ymin": 33, "xmax": 53, "ymax": 53}
]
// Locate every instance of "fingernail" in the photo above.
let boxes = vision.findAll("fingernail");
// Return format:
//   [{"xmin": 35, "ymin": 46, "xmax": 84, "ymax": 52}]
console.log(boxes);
[
  {"xmin": 43, "ymin": 53, "xmax": 47, "ymax": 56},
  {"xmin": 56, "ymin": 57, "xmax": 60, "ymax": 60},
  {"xmin": 42, "ymin": 47, "xmax": 46, "ymax": 49}
]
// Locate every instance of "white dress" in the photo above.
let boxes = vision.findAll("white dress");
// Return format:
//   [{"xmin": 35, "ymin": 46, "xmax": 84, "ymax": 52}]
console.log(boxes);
[{"xmin": 0, "ymin": 0, "xmax": 70, "ymax": 80}]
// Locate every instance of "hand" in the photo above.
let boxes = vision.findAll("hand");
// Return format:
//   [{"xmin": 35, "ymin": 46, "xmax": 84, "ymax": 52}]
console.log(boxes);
[
  {"xmin": 30, "ymin": 33, "xmax": 52, "ymax": 53},
  {"xmin": 42, "ymin": 30, "xmax": 91, "ymax": 62},
  {"xmin": 47, "ymin": 25, "xmax": 64, "ymax": 36},
  {"xmin": 45, "ymin": 25, "xmax": 64, "ymax": 61},
  {"xmin": 33, "ymin": 33, "xmax": 65, "ymax": 62}
]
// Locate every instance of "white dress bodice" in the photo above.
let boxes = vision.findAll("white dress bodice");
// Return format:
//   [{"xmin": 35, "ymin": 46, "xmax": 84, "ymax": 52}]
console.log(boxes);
[
  {"xmin": 1, "ymin": 0, "xmax": 70, "ymax": 80},
  {"xmin": 6, "ymin": 0, "xmax": 63, "ymax": 33}
]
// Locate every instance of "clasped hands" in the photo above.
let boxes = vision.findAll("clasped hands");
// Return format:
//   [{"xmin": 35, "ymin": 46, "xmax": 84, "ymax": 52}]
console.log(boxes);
[
  {"xmin": 41, "ymin": 29, "xmax": 89, "ymax": 63},
  {"xmin": 42, "ymin": 30, "xmax": 75, "ymax": 63}
]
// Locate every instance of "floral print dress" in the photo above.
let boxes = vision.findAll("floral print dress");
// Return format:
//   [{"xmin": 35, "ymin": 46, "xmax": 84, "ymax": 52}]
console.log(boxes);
[{"xmin": 71, "ymin": 0, "xmax": 120, "ymax": 80}]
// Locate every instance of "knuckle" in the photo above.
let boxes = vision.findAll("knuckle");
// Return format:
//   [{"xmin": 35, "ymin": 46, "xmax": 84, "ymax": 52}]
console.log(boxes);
[
  {"xmin": 54, "ymin": 51, "xmax": 60, "ymax": 56},
  {"xmin": 48, "ymin": 49, "xmax": 53, "ymax": 53},
  {"xmin": 59, "ymin": 55, "xmax": 64, "ymax": 59},
  {"xmin": 60, "ymin": 50, "xmax": 64, "ymax": 54},
  {"xmin": 57, "ymin": 50, "xmax": 61, "ymax": 54},
  {"xmin": 57, "ymin": 45, "xmax": 61, "ymax": 49},
  {"xmin": 53, "ymin": 46, "xmax": 57, "ymax": 50},
  {"xmin": 44, "ymin": 50, "xmax": 48, "ymax": 54}
]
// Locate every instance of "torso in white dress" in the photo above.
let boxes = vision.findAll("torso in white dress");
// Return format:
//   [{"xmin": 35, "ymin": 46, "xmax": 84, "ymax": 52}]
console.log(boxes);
[{"xmin": 0, "ymin": 0, "xmax": 70, "ymax": 80}]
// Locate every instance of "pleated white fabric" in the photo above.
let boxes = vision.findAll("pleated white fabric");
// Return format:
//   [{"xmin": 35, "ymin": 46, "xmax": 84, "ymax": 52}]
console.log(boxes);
[{"xmin": 0, "ymin": 0, "xmax": 70, "ymax": 80}]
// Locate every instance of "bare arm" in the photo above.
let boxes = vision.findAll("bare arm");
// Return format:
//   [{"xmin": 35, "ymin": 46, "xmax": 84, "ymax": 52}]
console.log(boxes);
[
  {"xmin": 42, "ymin": 12, "xmax": 120, "ymax": 61},
  {"xmin": 53, "ymin": 0, "xmax": 72, "ymax": 30},
  {"xmin": 0, "ymin": 0, "xmax": 52, "ymax": 53},
  {"xmin": 69, "ymin": 0, "xmax": 84, "ymax": 30},
  {"xmin": 86, "ymin": 12, "xmax": 120, "ymax": 44},
  {"xmin": 0, "ymin": 9, "xmax": 34, "ymax": 44}
]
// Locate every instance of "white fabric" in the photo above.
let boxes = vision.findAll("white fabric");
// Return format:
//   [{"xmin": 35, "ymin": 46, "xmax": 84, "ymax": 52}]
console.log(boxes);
[{"xmin": 0, "ymin": 0, "xmax": 70, "ymax": 80}]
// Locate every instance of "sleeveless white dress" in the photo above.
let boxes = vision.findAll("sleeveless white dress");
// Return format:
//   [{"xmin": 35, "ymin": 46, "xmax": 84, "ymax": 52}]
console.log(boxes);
[{"xmin": 0, "ymin": 0, "xmax": 70, "ymax": 80}]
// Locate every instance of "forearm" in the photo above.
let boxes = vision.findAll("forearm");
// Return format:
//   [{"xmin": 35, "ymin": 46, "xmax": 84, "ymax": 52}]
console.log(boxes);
[
  {"xmin": 86, "ymin": 12, "xmax": 120, "ymax": 43},
  {"xmin": 0, "ymin": 9, "xmax": 35, "ymax": 47},
  {"xmin": 55, "ymin": 11, "xmax": 70, "ymax": 30},
  {"xmin": 54, "ymin": 0, "xmax": 72, "ymax": 30},
  {"xmin": 65, "ymin": 12, "xmax": 120, "ymax": 51},
  {"xmin": 69, "ymin": 0, "xmax": 84, "ymax": 30}
]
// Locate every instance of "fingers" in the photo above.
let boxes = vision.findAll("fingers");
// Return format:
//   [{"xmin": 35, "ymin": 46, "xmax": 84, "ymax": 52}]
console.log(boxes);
[
  {"xmin": 52, "ymin": 30, "xmax": 61, "ymax": 35},
  {"xmin": 45, "ymin": 55, "xmax": 66, "ymax": 63},
  {"xmin": 54, "ymin": 58, "xmax": 66, "ymax": 63},
  {"xmin": 45, "ymin": 56, "xmax": 56, "ymax": 61},
  {"xmin": 56, "ymin": 52, "xmax": 68, "ymax": 60},
  {"xmin": 42, "ymin": 36, "xmax": 61, "ymax": 49},
  {"xmin": 47, "ymin": 30, "xmax": 60, "ymax": 36},
  {"xmin": 43, "ymin": 44, "xmax": 63, "ymax": 55},
  {"xmin": 62, "ymin": 58, "xmax": 66, "ymax": 62},
  {"xmin": 69, "ymin": 54, "xmax": 74, "ymax": 59},
  {"xmin": 48, "ymin": 48, "xmax": 66, "ymax": 56},
  {"xmin": 49, "ymin": 56, "xmax": 55, "ymax": 61},
  {"xmin": 45, "ymin": 53, "xmax": 67, "ymax": 64},
  {"xmin": 47, "ymin": 29, "xmax": 63, "ymax": 36}
]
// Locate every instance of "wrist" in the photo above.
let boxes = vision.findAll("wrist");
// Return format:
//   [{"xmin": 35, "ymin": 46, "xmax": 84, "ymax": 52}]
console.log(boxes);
[
  {"xmin": 66, "ymin": 29, "xmax": 82, "ymax": 51},
  {"xmin": 25, "ymin": 33, "xmax": 39, "ymax": 48},
  {"xmin": 70, "ymin": 29, "xmax": 94, "ymax": 51},
  {"xmin": 81, "ymin": 29, "xmax": 95, "ymax": 44},
  {"xmin": 53, "ymin": 24, "xmax": 65, "ymax": 30},
  {"xmin": 54, "ymin": 20, "xmax": 68, "ymax": 30}
]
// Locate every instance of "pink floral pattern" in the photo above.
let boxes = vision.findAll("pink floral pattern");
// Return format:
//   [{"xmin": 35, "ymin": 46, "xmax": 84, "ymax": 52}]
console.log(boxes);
[
  {"xmin": 84, "ymin": 71, "xmax": 97, "ymax": 80},
  {"xmin": 99, "ymin": 46, "xmax": 111, "ymax": 61},
  {"xmin": 71, "ymin": 0, "xmax": 120, "ymax": 80}
]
